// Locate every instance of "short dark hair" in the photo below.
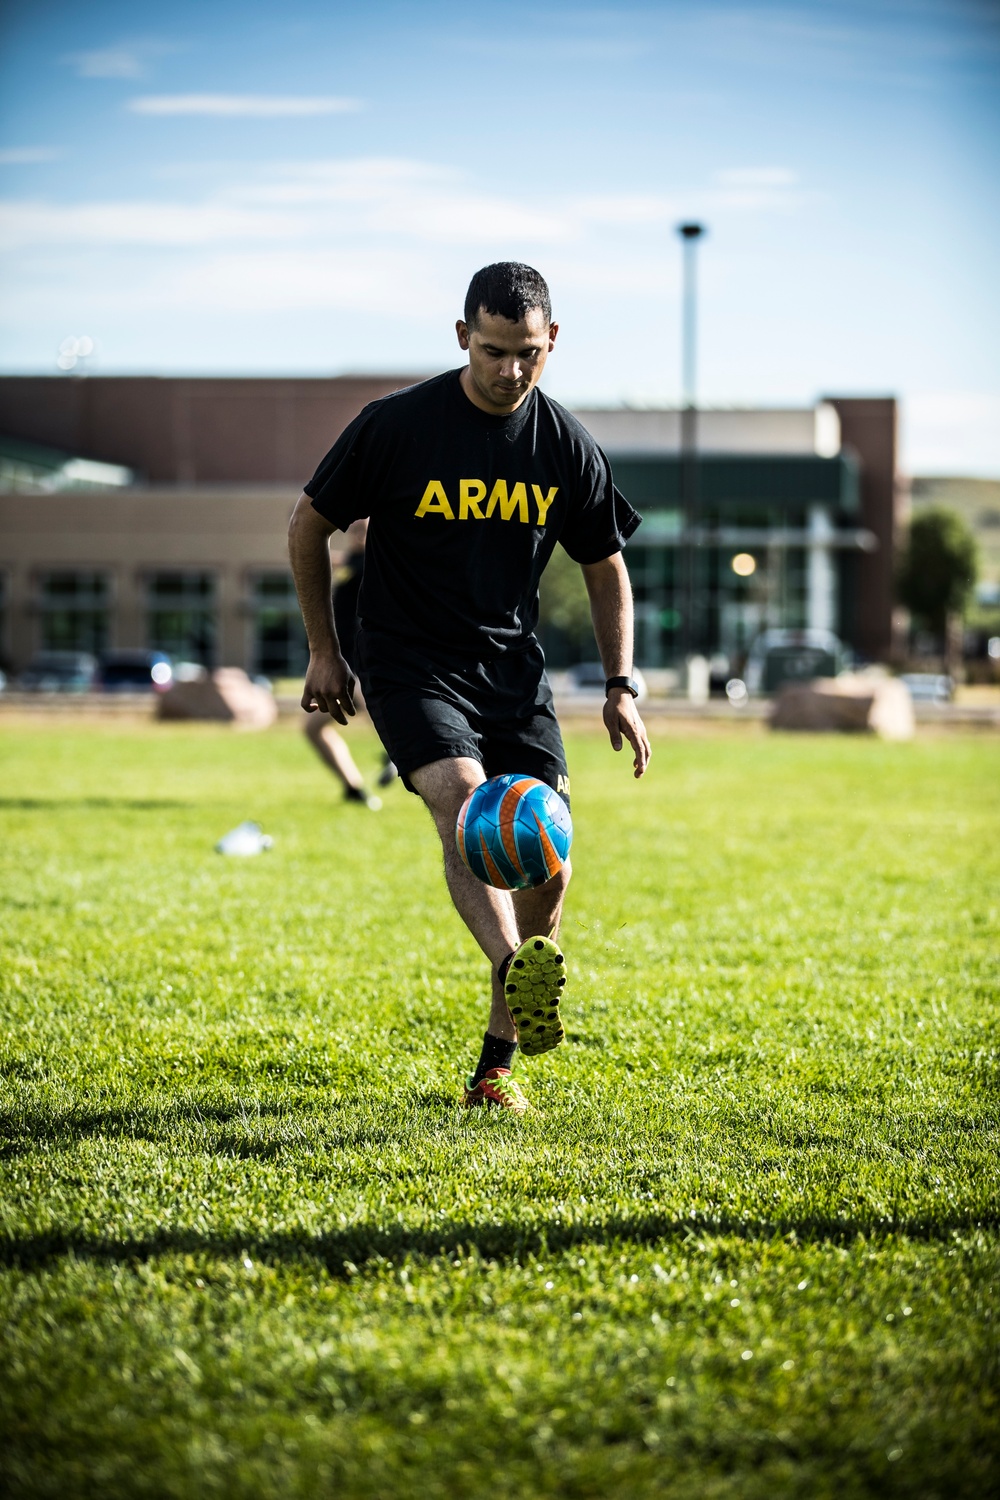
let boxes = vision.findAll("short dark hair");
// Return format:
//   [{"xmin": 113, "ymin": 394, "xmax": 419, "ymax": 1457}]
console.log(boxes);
[{"xmin": 464, "ymin": 262, "xmax": 551, "ymax": 327}]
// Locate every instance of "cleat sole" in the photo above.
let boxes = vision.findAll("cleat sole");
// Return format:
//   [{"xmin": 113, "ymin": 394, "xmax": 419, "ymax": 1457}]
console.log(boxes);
[{"xmin": 505, "ymin": 936, "xmax": 567, "ymax": 1057}]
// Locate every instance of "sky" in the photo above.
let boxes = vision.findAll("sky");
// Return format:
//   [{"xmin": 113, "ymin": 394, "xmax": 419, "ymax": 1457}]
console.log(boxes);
[{"xmin": 1, "ymin": 0, "xmax": 998, "ymax": 474}]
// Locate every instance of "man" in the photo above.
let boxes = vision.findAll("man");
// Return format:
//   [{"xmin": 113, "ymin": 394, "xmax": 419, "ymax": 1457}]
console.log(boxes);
[{"xmin": 288, "ymin": 262, "xmax": 650, "ymax": 1112}]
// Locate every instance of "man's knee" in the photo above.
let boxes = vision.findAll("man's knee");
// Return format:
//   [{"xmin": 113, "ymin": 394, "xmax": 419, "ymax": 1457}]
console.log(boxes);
[
  {"xmin": 538, "ymin": 856, "xmax": 571, "ymax": 899},
  {"xmin": 410, "ymin": 755, "xmax": 484, "ymax": 823}
]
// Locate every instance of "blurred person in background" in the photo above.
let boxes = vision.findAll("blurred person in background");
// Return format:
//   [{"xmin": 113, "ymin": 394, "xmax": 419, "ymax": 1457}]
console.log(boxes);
[{"xmin": 303, "ymin": 517, "xmax": 396, "ymax": 810}]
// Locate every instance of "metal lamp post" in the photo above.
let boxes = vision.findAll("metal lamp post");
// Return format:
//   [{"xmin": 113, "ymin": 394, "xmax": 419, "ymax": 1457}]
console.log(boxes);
[{"xmin": 677, "ymin": 222, "xmax": 705, "ymax": 663}]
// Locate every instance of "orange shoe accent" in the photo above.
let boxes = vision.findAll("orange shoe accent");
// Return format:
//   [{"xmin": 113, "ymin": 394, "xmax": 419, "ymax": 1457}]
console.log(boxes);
[{"xmin": 462, "ymin": 1067, "xmax": 529, "ymax": 1114}]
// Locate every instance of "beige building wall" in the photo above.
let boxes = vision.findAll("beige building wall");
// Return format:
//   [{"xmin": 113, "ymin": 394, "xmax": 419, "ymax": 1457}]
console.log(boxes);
[
  {"xmin": 573, "ymin": 404, "xmax": 841, "ymax": 457},
  {"xmin": 0, "ymin": 486, "xmax": 310, "ymax": 671}
]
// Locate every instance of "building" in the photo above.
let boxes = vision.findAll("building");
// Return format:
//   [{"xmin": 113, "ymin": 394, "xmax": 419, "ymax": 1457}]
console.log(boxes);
[
  {"xmin": 0, "ymin": 376, "xmax": 900, "ymax": 677},
  {"xmin": 577, "ymin": 398, "xmax": 900, "ymax": 667}
]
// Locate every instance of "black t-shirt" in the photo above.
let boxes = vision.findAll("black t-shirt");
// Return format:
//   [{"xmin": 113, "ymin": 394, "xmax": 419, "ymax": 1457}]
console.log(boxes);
[{"xmin": 304, "ymin": 369, "xmax": 640, "ymax": 656}]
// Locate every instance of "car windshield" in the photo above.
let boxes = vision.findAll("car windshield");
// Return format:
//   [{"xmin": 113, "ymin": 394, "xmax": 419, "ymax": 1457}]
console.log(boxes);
[
  {"xmin": 102, "ymin": 662, "xmax": 151, "ymax": 682},
  {"xmin": 33, "ymin": 659, "xmax": 87, "ymax": 678}
]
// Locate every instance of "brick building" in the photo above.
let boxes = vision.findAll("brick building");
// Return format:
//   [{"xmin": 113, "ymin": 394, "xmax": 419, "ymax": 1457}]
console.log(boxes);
[{"xmin": 0, "ymin": 376, "xmax": 901, "ymax": 676}]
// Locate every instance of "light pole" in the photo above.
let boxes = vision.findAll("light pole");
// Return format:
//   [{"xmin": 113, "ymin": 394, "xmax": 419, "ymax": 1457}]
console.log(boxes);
[{"xmin": 677, "ymin": 221, "xmax": 705, "ymax": 663}]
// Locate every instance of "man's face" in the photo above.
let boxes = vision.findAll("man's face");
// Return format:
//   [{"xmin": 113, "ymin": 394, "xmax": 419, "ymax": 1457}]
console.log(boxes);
[{"xmin": 456, "ymin": 306, "xmax": 558, "ymax": 415}]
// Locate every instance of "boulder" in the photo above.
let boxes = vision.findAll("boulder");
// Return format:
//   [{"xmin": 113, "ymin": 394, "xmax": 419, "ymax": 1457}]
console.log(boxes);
[
  {"xmin": 156, "ymin": 667, "xmax": 277, "ymax": 729},
  {"xmin": 770, "ymin": 675, "xmax": 914, "ymax": 740}
]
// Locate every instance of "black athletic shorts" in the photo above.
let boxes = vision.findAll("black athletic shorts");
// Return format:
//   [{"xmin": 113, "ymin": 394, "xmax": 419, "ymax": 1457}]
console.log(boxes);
[{"xmin": 355, "ymin": 627, "xmax": 570, "ymax": 806}]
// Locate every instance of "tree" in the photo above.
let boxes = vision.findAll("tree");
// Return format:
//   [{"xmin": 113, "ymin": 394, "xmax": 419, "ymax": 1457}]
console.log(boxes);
[
  {"xmin": 538, "ymin": 545, "xmax": 593, "ymax": 664},
  {"xmin": 896, "ymin": 506, "xmax": 978, "ymax": 641}
]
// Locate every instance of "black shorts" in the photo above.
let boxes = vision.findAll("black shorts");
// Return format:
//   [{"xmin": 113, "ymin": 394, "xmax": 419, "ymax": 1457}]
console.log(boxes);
[{"xmin": 355, "ymin": 628, "xmax": 570, "ymax": 805}]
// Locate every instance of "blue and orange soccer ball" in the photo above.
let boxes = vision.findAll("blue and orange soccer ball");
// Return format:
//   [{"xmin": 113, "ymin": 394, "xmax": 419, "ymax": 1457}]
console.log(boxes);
[{"xmin": 456, "ymin": 773, "xmax": 573, "ymax": 891}]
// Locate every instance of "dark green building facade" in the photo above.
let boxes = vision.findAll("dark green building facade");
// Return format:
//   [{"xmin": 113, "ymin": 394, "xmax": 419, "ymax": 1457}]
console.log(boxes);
[{"xmin": 615, "ymin": 451, "xmax": 869, "ymax": 667}]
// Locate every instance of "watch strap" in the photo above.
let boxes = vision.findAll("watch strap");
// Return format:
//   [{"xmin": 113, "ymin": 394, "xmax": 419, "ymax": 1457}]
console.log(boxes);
[{"xmin": 605, "ymin": 675, "xmax": 639, "ymax": 698}]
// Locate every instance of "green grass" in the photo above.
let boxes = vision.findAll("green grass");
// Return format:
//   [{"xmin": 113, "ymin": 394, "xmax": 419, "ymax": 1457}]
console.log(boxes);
[{"xmin": 0, "ymin": 719, "xmax": 997, "ymax": 1499}]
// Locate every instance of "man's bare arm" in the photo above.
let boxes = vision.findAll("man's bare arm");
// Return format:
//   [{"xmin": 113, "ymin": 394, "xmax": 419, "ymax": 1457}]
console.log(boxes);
[
  {"xmin": 287, "ymin": 492, "xmax": 356, "ymax": 723},
  {"xmin": 580, "ymin": 552, "xmax": 651, "ymax": 779}
]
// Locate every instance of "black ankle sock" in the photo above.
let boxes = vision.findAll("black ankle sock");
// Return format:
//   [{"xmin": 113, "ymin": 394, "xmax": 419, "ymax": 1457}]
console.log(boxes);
[{"xmin": 472, "ymin": 1032, "xmax": 517, "ymax": 1087}]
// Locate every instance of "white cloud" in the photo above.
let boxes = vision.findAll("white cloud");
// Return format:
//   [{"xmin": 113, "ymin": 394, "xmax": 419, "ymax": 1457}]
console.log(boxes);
[
  {"xmin": 0, "ymin": 153, "xmax": 819, "ymax": 260},
  {"xmin": 232, "ymin": 158, "xmax": 456, "ymax": 205},
  {"xmin": 903, "ymin": 393, "xmax": 1000, "ymax": 477},
  {"xmin": 64, "ymin": 47, "xmax": 147, "ymax": 79},
  {"xmin": 128, "ymin": 95, "xmax": 361, "ymax": 117},
  {"xmin": 0, "ymin": 148, "xmax": 60, "ymax": 165},
  {"xmin": 568, "ymin": 195, "xmax": 676, "ymax": 227},
  {"xmin": 164, "ymin": 248, "xmax": 450, "ymax": 315},
  {"xmin": 202, "ymin": 157, "xmax": 574, "ymax": 243},
  {"xmin": 61, "ymin": 37, "xmax": 181, "ymax": 81},
  {"xmin": 0, "ymin": 201, "xmax": 297, "ymax": 250}
]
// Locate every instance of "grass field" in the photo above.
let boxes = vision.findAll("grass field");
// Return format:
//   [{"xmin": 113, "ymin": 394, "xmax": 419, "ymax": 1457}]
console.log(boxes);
[{"xmin": 1, "ymin": 719, "xmax": 997, "ymax": 1499}]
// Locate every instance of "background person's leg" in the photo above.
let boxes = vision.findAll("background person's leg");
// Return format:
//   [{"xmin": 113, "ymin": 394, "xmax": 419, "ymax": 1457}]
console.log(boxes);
[{"xmin": 303, "ymin": 710, "xmax": 380, "ymax": 807}]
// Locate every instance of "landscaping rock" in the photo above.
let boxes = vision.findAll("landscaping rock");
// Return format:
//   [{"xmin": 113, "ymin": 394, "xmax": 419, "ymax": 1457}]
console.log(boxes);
[
  {"xmin": 770, "ymin": 675, "xmax": 915, "ymax": 740},
  {"xmin": 156, "ymin": 667, "xmax": 277, "ymax": 729}
]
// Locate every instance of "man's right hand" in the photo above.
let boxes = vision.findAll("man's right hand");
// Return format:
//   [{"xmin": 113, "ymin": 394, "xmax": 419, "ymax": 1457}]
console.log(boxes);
[{"xmin": 301, "ymin": 652, "xmax": 357, "ymax": 724}]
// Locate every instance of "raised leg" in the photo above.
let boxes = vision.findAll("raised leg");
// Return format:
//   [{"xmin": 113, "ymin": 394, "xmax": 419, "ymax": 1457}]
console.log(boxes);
[
  {"xmin": 409, "ymin": 756, "xmax": 571, "ymax": 1042},
  {"xmin": 512, "ymin": 860, "xmax": 571, "ymax": 944}
]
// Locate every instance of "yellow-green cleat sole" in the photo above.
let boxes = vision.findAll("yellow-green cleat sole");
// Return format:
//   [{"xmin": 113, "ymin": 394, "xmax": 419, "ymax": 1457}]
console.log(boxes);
[{"xmin": 504, "ymin": 936, "xmax": 567, "ymax": 1057}]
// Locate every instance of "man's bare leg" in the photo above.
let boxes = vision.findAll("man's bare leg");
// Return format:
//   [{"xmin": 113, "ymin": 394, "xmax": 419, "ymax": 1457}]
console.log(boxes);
[
  {"xmin": 409, "ymin": 756, "xmax": 571, "ymax": 1042},
  {"xmin": 511, "ymin": 866, "xmax": 571, "ymax": 944}
]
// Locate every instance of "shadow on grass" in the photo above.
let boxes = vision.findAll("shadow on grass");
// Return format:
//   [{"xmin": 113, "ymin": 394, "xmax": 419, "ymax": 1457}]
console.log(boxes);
[
  {"xmin": 0, "ymin": 798, "xmax": 189, "ymax": 811},
  {"xmin": 2, "ymin": 1207, "xmax": 996, "ymax": 1273},
  {"xmin": 0, "ymin": 1101, "xmax": 296, "ymax": 1157},
  {"xmin": 0, "ymin": 1091, "xmax": 460, "ymax": 1160}
]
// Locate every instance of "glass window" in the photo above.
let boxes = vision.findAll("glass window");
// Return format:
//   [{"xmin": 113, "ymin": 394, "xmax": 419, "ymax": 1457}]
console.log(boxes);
[
  {"xmin": 144, "ymin": 571, "xmax": 216, "ymax": 665},
  {"xmin": 249, "ymin": 571, "xmax": 307, "ymax": 678},
  {"xmin": 37, "ymin": 570, "xmax": 110, "ymax": 652}
]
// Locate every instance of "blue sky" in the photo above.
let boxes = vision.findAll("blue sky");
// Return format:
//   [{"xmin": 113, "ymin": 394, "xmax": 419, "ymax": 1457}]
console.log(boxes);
[{"xmin": 1, "ymin": 0, "xmax": 998, "ymax": 473}]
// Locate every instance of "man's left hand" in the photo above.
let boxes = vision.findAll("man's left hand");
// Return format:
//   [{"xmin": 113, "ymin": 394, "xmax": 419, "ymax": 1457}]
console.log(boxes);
[{"xmin": 603, "ymin": 689, "xmax": 651, "ymax": 778}]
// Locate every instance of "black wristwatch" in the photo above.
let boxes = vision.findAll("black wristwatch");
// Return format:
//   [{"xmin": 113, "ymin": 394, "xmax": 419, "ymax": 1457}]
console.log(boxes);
[{"xmin": 605, "ymin": 675, "xmax": 640, "ymax": 698}]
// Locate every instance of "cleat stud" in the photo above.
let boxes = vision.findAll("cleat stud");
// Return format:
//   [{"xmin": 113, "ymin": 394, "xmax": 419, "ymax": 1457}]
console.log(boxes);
[
  {"xmin": 506, "ymin": 985, "xmax": 517, "ymax": 994},
  {"xmin": 534, "ymin": 940, "xmax": 545, "ymax": 949},
  {"xmin": 555, "ymin": 955, "xmax": 564, "ymax": 964},
  {"xmin": 557, "ymin": 976, "xmax": 566, "ymax": 987},
  {"xmin": 513, "ymin": 959, "xmax": 525, "ymax": 969},
  {"xmin": 533, "ymin": 1008, "xmax": 543, "ymax": 1016}
]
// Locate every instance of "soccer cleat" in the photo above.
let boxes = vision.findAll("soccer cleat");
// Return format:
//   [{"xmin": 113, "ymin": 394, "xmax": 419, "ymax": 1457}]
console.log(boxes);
[
  {"xmin": 463, "ymin": 1067, "xmax": 530, "ymax": 1114},
  {"xmin": 503, "ymin": 935, "xmax": 567, "ymax": 1057},
  {"xmin": 344, "ymin": 785, "xmax": 382, "ymax": 810},
  {"xmin": 377, "ymin": 757, "xmax": 398, "ymax": 788}
]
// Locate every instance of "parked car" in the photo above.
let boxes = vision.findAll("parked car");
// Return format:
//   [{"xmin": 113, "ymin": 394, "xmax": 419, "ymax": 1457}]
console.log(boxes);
[
  {"xmin": 708, "ymin": 653, "xmax": 733, "ymax": 697},
  {"xmin": 744, "ymin": 629, "xmax": 849, "ymax": 695},
  {"xmin": 19, "ymin": 651, "xmax": 97, "ymax": 692},
  {"xmin": 98, "ymin": 649, "xmax": 173, "ymax": 692},
  {"xmin": 899, "ymin": 673, "xmax": 954, "ymax": 703},
  {"xmin": 565, "ymin": 662, "xmax": 648, "ymax": 701}
]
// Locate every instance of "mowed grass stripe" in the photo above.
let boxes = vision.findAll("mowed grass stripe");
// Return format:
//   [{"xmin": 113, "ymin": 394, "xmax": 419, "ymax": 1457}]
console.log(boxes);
[{"xmin": 0, "ymin": 722, "xmax": 997, "ymax": 1499}]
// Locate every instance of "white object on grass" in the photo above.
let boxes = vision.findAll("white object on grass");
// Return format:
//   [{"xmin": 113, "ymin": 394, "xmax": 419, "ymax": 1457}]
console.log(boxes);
[{"xmin": 216, "ymin": 821, "xmax": 273, "ymax": 856}]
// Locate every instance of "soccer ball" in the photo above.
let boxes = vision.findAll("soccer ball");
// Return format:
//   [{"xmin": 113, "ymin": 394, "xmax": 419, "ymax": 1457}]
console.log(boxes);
[{"xmin": 456, "ymin": 773, "xmax": 573, "ymax": 890}]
